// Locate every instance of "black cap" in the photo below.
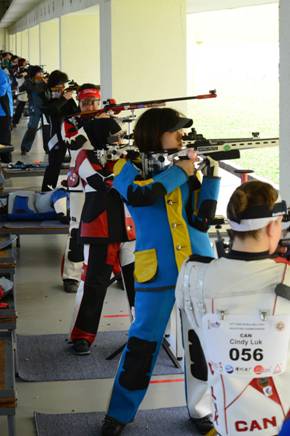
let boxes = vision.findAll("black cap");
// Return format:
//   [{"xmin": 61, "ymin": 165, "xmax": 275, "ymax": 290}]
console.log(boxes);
[{"xmin": 167, "ymin": 116, "xmax": 193, "ymax": 132}]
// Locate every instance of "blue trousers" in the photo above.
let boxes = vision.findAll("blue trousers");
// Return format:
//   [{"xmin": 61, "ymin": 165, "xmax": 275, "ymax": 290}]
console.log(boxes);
[
  {"xmin": 20, "ymin": 108, "xmax": 41, "ymax": 152},
  {"xmin": 107, "ymin": 288, "xmax": 175, "ymax": 423}
]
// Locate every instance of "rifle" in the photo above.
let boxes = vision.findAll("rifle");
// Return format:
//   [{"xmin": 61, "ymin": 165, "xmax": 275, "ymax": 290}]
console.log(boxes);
[
  {"xmin": 89, "ymin": 131, "xmax": 279, "ymax": 168},
  {"xmin": 66, "ymin": 90, "xmax": 217, "ymax": 119},
  {"xmin": 181, "ymin": 129, "xmax": 278, "ymax": 161}
]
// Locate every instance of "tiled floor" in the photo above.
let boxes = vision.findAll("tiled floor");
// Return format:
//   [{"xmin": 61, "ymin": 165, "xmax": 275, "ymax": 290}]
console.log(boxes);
[{"xmin": 0, "ymin": 118, "xmax": 240, "ymax": 435}]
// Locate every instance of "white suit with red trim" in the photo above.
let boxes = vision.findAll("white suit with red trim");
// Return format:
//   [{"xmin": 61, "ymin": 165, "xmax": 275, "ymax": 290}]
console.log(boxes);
[
  {"xmin": 62, "ymin": 122, "xmax": 93, "ymax": 282},
  {"xmin": 176, "ymin": 252, "xmax": 290, "ymax": 436}
]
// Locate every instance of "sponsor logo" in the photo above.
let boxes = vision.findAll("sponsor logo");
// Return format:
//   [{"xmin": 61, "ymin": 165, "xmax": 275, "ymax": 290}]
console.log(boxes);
[
  {"xmin": 254, "ymin": 365, "xmax": 265, "ymax": 375},
  {"xmin": 273, "ymin": 364, "xmax": 282, "ymax": 374},
  {"xmin": 263, "ymin": 386, "xmax": 273, "ymax": 397},
  {"xmin": 276, "ymin": 321, "xmax": 285, "ymax": 331},
  {"xmin": 235, "ymin": 367, "xmax": 251, "ymax": 375},
  {"xmin": 225, "ymin": 364, "xmax": 234, "ymax": 374}
]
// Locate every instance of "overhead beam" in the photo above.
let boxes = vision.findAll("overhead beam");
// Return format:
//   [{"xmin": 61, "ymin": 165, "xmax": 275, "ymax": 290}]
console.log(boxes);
[{"xmin": 5, "ymin": 0, "xmax": 101, "ymax": 33}]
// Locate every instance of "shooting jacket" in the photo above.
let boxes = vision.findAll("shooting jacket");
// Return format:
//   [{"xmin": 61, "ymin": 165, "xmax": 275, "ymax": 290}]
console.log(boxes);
[
  {"xmin": 113, "ymin": 159, "xmax": 220, "ymax": 292},
  {"xmin": 63, "ymin": 117, "xmax": 133, "ymax": 244},
  {"xmin": 176, "ymin": 251, "xmax": 290, "ymax": 436}
]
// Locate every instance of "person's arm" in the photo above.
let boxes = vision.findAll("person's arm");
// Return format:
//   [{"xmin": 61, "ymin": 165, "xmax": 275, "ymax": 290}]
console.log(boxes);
[
  {"xmin": 43, "ymin": 96, "xmax": 68, "ymax": 116},
  {"xmin": 175, "ymin": 256, "xmax": 213, "ymax": 321},
  {"xmin": 19, "ymin": 78, "xmax": 31, "ymax": 93},
  {"xmin": 187, "ymin": 159, "xmax": 221, "ymax": 232},
  {"xmin": 76, "ymin": 150, "xmax": 111, "ymax": 191},
  {"xmin": 113, "ymin": 159, "xmax": 189, "ymax": 206}
]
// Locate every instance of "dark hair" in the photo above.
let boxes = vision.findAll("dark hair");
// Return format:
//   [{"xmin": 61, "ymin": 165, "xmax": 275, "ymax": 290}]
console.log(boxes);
[
  {"xmin": 227, "ymin": 180, "xmax": 278, "ymax": 240},
  {"xmin": 27, "ymin": 65, "xmax": 43, "ymax": 78},
  {"xmin": 78, "ymin": 83, "xmax": 100, "ymax": 92},
  {"xmin": 134, "ymin": 108, "xmax": 183, "ymax": 152},
  {"xmin": 47, "ymin": 70, "xmax": 68, "ymax": 88},
  {"xmin": 18, "ymin": 58, "xmax": 26, "ymax": 67}
]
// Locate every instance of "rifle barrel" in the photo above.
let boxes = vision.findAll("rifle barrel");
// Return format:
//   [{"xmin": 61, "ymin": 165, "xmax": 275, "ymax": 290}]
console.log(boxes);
[
  {"xmin": 117, "ymin": 91, "xmax": 217, "ymax": 107},
  {"xmin": 66, "ymin": 90, "xmax": 217, "ymax": 119}
]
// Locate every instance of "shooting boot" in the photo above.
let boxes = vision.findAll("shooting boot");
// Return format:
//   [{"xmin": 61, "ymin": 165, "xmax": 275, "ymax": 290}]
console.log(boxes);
[
  {"xmin": 190, "ymin": 416, "xmax": 215, "ymax": 435},
  {"xmin": 72, "ymin": 339, "xmax": 91, "ymax": 356},
  {"xmin": 63, "ymin": 279, "xmax": 79, "ymax": 294},
  {"xmin": 101, "ymin": 415, "xmax": 126, "ymax": 436}
]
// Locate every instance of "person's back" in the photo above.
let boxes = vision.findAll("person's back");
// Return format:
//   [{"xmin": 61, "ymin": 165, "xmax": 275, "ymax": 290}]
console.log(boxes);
[
  {"xmin": 176, "ymin": 180, "xmax": 290, "ymax": 436},
  {"xmin": 178, "ymin": 255, "xmax": 290, "ymax": 435}
]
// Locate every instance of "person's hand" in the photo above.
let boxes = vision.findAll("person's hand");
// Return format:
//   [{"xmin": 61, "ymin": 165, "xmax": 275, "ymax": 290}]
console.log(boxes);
[
  {"xmin": 96, "ymin": 112, "xmax": 110, "ymax": 119},
  {"xmin": 187, "ymin": 149, "xmax": 199, "ymax": 163},
  {"xmin": 63, "ymin": 90, "xmax": 74, "ymax": 100},
  {"xmin": 175, "ymin": 159, "xmax": 195, "ymax": 176}
]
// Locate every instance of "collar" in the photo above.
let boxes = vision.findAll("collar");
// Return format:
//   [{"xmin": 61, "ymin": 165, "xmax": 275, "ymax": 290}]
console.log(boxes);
[{"xmin": 226, "ymin": 250, "xmax": 270, "ymax": 261}]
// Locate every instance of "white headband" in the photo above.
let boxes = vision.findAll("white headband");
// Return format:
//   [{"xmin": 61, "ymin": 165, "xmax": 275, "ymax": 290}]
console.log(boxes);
[
  {"xmin": 228, "ymin": 196, "xmax": 286, "ymax": 232},
  {"xmin": 228, "ymin": 217, "xmax": 279, "ymax": 232}
]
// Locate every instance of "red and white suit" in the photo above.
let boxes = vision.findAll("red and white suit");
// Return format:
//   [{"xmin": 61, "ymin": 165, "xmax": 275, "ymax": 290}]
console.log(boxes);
[{"xmin": 63, "ymin": 117, "xmax": 135, "ymax": 346}]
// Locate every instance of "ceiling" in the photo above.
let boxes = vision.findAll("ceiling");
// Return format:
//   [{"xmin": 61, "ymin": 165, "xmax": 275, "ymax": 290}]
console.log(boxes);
[
  {"xmin": 0, "ymin": 0, "xmax": 40, "ymax": 28},
  {"xmin": 0, "ymin": 0, "xmax": 279, "ymax": 30},
  {"xmin": 0, "ymin": 0, "xmax": 11, "ymax": 20}
]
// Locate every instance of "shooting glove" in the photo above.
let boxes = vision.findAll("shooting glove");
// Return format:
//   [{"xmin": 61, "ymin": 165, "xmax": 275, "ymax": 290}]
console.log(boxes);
[{"xmin": 202, "ymin": 156, "xmax": 219, "ymax": 177}]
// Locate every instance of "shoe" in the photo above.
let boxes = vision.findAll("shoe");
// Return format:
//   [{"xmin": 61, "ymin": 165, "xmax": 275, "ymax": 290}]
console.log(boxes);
[
  {"xmin": 72, "ymin": 339, "xmax": 91, "ymax": 355},
  {"xmin": 20, "ymin": 149, "xmax": 27, "ymax": 156},
  {"xmin": 63, "ymin": 279, "xmax": 79, "ymax": 293},
  {"xmin": 190, "ymin": 416, "xmax": 215, "ymax": 435},
  {"xmin": 101, "ymin": 415, "xmax": 126, "ymax": 436}
]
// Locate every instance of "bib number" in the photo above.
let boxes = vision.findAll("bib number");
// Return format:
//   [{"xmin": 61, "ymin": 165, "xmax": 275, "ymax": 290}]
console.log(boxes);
[{"xmin": 202, "ymin": 314, "xmax": 290, "ymax": 378}]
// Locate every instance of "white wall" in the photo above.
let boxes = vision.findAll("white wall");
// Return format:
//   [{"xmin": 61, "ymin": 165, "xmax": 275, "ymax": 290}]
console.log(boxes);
[
  {"xmin": 16, "ymin": 32, "xmax": 22, "ymax": 56},
  {"xmin": 111, "ymin": 0, "xmax": 187, "ymax": 109},
  {"xmin": 40, "ymin": 19, "xmax": 60, "ymax": 72},
  {"xmin": 9, "ymin": 33, "xmax": 16, "ymax": 53},
  {"xmin": 60, "ymin": 10, "xmax": 100, "ymax": 84},
  {"xmin": 21, "ymin": 29, "xmax": 29, "ymax": 59},
  {"xmin": 28, "ymin": 25, "xmax": 40, "ymax": 65},
  {"xmin": 0, "ymin": 29, "xmax": 5, "ymax": 50}
]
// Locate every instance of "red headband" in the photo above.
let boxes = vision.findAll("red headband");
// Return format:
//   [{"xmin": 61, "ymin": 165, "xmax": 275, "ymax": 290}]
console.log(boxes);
[{"xmin": 78, "ymin": 88, "xmax": 101, "ymax": 101}]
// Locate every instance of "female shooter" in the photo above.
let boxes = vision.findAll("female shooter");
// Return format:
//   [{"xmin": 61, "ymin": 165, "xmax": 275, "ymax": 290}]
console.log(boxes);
[
  {"xmin": 102, "ymin": 107, "xmax": 220, "ymax": 436},
  {"xmin": 176, "ymin": 181, "xmax": 290, "ymax": 436},
  {"xmin": 63, "ymin": 85, "xmax": 135, "ymax": 355}
]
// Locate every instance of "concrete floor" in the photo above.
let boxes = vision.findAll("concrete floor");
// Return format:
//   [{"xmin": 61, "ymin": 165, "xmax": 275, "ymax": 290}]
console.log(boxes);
[{"xmin": 0, "ymin": 118, "xmax": 240, "ymax": 435}]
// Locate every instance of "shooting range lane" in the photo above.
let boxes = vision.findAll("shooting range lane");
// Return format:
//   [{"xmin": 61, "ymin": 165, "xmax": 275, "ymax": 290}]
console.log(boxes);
[
  {"xmin": 16, "ymin": 332, "xmax": 183, "ymax": 382},
  {"xmin": 34, "ymin": 408, "xmax": 199, "ymax": 436}
]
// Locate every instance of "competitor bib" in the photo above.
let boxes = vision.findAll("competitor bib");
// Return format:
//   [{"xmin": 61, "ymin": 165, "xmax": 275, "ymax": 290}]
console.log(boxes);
[{"xmin": 202, "ymin": 314, "xmax": 290, "ymax": 378}]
